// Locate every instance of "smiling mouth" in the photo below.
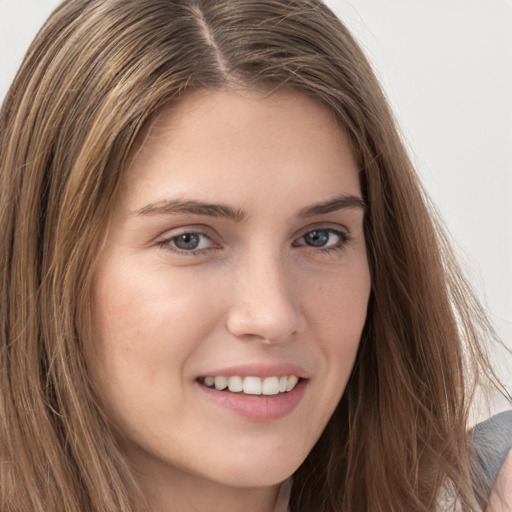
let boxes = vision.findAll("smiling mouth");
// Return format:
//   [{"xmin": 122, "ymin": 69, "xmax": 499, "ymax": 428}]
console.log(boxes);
[{"xmin": 197, "ymin": 375, "xmax": 301, "ymax": 396}]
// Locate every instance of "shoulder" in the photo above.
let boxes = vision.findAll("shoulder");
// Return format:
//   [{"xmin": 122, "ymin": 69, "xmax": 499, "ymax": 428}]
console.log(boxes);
[{"xmin": 471, "ymin": 410, "xmax": 512, "ymax": 485}]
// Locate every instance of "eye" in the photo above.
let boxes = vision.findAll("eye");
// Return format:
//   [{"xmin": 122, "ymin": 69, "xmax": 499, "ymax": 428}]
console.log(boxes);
[
  {"xmin": 294, "ymin": 228, "xmax": 350, "ymax": 251},
  {"xmin": 161, "ymin": 231, "xmax": 216, "ymax": 254}
]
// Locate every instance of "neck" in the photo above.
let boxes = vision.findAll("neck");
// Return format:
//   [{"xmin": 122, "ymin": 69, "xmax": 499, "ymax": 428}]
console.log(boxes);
[{"xmin": 140, "ymin": 470, "xmax": 280, "ymax": 512}]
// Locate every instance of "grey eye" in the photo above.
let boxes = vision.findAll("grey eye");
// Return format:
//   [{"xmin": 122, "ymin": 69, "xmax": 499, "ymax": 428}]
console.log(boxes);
[
  {"xmin": 303, "ymin": 229, "xmax": 330, "ymax": 247},
  {"xmin": 294, "ymin": 228, "xmax": 349, "ymax": 250},
  {"xmin": 171, "ymin": 233, "xmax": 213, "ymax": 251}
]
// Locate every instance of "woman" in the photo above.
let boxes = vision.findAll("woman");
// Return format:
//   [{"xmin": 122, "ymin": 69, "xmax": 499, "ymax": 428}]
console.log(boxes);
[{"xmin": 0, "ymin": 1, "xmax": 510, "ymax": 511}]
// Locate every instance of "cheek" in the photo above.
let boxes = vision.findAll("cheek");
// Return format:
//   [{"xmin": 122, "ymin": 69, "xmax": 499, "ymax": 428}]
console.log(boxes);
[
  {"xmin": 302, "ymin": 262, "xmax": 370, "ymax": 420},
  {"xmin": 86, "ymin": 261, "xmax": 220, "ymax": 401},
  {"xmin": 86, "ymin": 263, "xmax": 227, "ymax": 445},
  {"xmin": 307, "ymin": 262, "xmax": 370, "ymax": 344},
  {"xmin": 91, "ymin": 259, "xmax": 213, "ymax": 345}
]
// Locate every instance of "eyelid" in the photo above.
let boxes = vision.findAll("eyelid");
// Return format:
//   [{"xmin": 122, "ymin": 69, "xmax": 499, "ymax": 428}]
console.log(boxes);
[
  {"xmin": 155, "ymin": 222, "xmax": 352, "ymax": 257},
  {"xmin": 293, "ymin": 221, "xmax": 351, "ymax": 239},
  {"xmin": 156, "ymin": 225, "xmax": 222, "ymax": 255},
  {"xmin": 156, "ymin": 223, "xmax": 218, "ymax": 241},
  {"xmin": 292, "ymin": 225, "xmax": 352, "ymax": 251}
]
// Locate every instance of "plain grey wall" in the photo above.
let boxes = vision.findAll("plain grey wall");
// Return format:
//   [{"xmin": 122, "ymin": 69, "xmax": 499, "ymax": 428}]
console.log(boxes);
[{"xmin": 1, "ymin": 0, "xmax": 511, "ymax": 392}]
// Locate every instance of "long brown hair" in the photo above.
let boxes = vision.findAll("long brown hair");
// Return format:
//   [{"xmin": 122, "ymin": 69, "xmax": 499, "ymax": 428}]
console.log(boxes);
[{"xmin": 0, "ymin": 1, "xmax": 502, "ymax": 510}]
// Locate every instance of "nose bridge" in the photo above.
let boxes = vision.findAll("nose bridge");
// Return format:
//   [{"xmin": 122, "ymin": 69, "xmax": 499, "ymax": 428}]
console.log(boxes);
[{"xmin": 226, "ymin": 244, "xmax": 305, "ymax": 342}]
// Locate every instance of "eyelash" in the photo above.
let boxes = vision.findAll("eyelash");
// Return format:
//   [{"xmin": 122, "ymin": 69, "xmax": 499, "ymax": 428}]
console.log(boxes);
[
  {"xmin": 157, "ymin": 230, "xmax": 216, "ymax": 256},
  {"xmin": 158, "ymin": 227, "xmax": 351, "ymax": 256},
  {"xmin": 293, "ymin": 228, "xmax": 351, "ymax": 253}
]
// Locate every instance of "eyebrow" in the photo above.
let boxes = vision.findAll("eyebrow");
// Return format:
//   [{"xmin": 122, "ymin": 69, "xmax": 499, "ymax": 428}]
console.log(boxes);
[
  {"xmin": 297, "ymin": 194, "xmax": 366, "ymax": 217},
  {"xmin": 136, "ymin": 199, "xmax": 246, "ymax": 222},
  {"xmin": 136, "ymin": 193, "xmax": 366, "ymax": 221}
]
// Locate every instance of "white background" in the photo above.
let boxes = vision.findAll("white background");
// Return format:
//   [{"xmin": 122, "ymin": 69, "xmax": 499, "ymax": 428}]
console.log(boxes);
[{"xmin": 1, "ymin": 0, "xmax": 511, "ymax": 392}]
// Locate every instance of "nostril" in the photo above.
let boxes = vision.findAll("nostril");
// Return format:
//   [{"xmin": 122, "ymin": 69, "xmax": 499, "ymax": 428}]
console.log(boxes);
[{"xmin": 226, "ymin": 305, "xmax": 305, "ymax": 343}]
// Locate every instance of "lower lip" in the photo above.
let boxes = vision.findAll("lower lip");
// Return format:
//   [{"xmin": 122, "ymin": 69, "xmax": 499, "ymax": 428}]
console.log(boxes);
[{"xmin": 197, "ymin": 379, "xmax": 307, "ymax": 421}]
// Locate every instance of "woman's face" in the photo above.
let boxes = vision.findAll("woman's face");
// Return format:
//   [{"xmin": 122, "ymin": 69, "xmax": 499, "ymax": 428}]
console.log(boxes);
[{"xmin": 88, "ymin": 88, "xmax": 370, "ymax": 494}]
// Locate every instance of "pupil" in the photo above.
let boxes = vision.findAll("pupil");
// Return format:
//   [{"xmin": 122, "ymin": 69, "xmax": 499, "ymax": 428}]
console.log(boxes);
[
  {"xmin": 175, "ymin": 233, "xmax": 200, "ymax": 250},
  {"xmin": 305, "ymin": 230, "xmax": 329, "ymax": 247}
]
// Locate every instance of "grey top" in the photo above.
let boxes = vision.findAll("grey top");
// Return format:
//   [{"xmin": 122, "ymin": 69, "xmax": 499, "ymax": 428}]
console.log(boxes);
[{"xmin": 471, "ymin": 410, "xmax": 512, "ymax": 486}]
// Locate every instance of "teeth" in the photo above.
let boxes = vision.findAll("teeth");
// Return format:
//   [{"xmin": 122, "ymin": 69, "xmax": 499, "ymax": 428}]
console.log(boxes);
[
  {"xmin": 243, "ymin": 376, "xmax": 262, "ymax": 394},
  {"xmin": 227, "ymin": 376, "xmax": 243, "ymax": 392},
  {"xmin": 285, "ymin": 375, "xmax": 299, "ymax": 392},
  {"xmin": 261, "ymin": 376, "xmax": 280, "ymax": 395},
  {"xmin": 203, "ymin": 375, "xmax": 300, "ymax": 395},
  {"xmin": 214, "ymin": 376, "xmax": 228, "ymax": 390}
]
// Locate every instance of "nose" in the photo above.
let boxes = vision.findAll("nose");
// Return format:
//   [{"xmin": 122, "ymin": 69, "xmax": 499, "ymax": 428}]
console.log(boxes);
[{"xmin": 226, "ymin": 250, "xmax": 306, "ymax": 343}]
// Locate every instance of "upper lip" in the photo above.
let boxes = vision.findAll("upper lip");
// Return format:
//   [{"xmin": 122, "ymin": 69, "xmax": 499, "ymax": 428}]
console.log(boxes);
[{"xmin": 199, "ymin": 363, "xmax": 310, "ymax": 379}]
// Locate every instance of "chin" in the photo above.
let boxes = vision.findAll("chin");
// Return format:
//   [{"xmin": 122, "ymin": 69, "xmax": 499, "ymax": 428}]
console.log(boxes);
[
  {"xmin": 202, "ymin": 446, "xmax": 306, "ymax": 488},
  {"xmin": 210, "ymin": 465, "xmax": 295, "ymax": 489}
]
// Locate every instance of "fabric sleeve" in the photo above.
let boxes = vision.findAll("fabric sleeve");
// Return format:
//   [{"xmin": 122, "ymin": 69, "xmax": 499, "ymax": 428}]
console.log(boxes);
[{"xmin": 471, "ymin": 410, "xmax": 512, "ymax": 486}]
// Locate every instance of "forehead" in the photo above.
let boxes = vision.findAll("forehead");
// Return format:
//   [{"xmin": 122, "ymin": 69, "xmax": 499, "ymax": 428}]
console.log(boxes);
[{"xmin": 119, "ymin": 87, "xmax": 360, "ymax": 211}]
